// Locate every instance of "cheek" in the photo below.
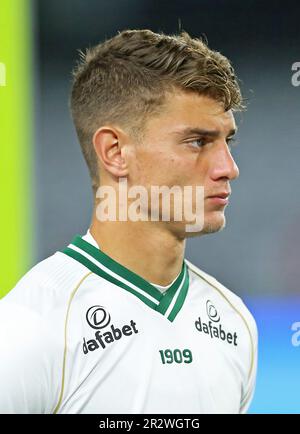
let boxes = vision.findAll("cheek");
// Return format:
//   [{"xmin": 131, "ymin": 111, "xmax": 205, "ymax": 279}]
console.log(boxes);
[
  {"xmin": 163, "ymin": 158, "xmax": 198, "ymax": 188},
  {"xmin": 134, "ymin": 149, "xmax": 171, "ymax": 183},
  {"xmin": 157, "ymin": 153, "xmax": 198, "ymax": 186},
  {"xmin": 134, "ymin": 146, "xmax": 200, "ymax": 187}
]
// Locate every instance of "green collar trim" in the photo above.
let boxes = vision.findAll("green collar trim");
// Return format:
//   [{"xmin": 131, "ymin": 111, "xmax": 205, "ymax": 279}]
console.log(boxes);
[{"xmin": 62, "ymin": 235, "xmax": 189, "ymax": 322}]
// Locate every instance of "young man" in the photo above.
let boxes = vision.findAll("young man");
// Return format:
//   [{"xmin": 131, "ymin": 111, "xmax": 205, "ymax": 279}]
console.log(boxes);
[{"xmin": 0, "ymin": 29, "xmax": 257, "ymax": 413}]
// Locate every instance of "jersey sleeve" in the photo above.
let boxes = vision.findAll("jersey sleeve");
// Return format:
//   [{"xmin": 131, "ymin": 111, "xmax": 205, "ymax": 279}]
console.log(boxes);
[
  {"xmin": 0, "ymin": 301, "xmax": 60, "ymax": 413},
  {"xmin": 239, "ymin": 312, "xmax": 258, "ymax": 414}
]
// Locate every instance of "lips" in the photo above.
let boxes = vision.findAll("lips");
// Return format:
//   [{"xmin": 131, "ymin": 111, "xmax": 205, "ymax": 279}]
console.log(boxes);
[{"xmin": 207, "ymin": 192, "xmax": 231, "ymax": 199}]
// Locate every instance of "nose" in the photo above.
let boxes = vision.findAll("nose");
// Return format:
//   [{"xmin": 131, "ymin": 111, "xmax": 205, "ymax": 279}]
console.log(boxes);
[{"xmin": 210, "ymin": 142, "xmax": 239, "ymax": 182}]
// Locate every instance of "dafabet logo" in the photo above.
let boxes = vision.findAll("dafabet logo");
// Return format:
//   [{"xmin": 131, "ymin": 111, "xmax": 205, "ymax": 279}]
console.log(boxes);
[
  {"xmin": 83, "ymin": 305, "xmax": 139, "ymax": 354},
  {"xmin": 195, "ymin": 300, "xmax": 238, "ymax": 346}
]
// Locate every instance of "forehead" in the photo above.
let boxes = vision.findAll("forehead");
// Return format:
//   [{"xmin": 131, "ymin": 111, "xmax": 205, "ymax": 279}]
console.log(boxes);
[{"xmin": 146, "ymin": 90, "xmax": 236, "ymax": 136}]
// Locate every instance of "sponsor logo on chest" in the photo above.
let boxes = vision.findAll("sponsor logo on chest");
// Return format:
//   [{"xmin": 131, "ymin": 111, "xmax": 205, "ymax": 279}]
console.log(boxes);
[
  {"xmin": 83, "ymin": 305, "xmax": 139, "ymax": 354},
  {"xmin": 194, "ymin": 300, "xmax": 238, "ymax": 346}
]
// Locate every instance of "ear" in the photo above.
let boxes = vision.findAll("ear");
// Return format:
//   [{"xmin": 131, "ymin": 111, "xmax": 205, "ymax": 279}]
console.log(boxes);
[{"xmin": 92, "ymin": 126, "xmax": 129, "ymax": 178}]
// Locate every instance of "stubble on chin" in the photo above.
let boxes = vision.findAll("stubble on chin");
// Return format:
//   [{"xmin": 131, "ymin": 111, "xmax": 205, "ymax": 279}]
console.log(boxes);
[{"xmin": 202, "ymin": 213, "xmax": 226, "ymax": 235}]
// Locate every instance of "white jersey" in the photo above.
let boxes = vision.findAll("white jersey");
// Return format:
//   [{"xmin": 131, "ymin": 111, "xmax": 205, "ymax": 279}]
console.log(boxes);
[{"xmin": 0, "ymin": 231, "xmax": 258, "ymax": 414}]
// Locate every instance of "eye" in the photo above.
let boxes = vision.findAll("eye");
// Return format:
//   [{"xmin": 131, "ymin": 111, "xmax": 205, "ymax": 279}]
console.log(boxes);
[
  {"xmin": 226, "ymin": 137, "xmax": 238, "ymax": 151},
  {"xmin": 188, "ymin": 138, "xmax": 207, "ymax": 148}
]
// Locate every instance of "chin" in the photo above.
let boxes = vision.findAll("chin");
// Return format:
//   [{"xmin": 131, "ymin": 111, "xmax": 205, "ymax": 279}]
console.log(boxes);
[
  {"xmin": 183, "ymin": 212, "xmax": 226, "ymax": 238},
  {"xmin": 202, "ymin": 219, "xmax": 226, "ymax": 235}
]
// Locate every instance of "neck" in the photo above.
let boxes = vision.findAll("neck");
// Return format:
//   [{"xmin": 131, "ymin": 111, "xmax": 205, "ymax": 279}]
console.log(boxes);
[{"xmin": 90, "ymin": 210, "xmax": 185, "ymax": 286}]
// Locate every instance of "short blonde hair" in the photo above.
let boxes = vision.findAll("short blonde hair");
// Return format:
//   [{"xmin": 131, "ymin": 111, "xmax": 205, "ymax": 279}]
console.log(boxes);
[{"xmin": 70, "ymin": 29, "xmax": 245, "ymax": 193}]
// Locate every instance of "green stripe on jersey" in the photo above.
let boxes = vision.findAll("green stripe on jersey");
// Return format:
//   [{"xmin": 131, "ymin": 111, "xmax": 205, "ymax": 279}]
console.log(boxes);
[
  {"xmin": 62, "ymin": 235, "xmax": 190, "ymax": 322},
  {"xmin": 167, "ymin": 268, "xmax": 189, "ymax": 322},
  {"xmin": 71, "ymin": 235, "xmax": 162, "ymax": 301},
  {"xmin": 63, "ymin": 247, "xmax": 158, "ymax": 310},
  {"xmin": 156, "ymin": 264, "xmax": 186, "ymax": 315}
]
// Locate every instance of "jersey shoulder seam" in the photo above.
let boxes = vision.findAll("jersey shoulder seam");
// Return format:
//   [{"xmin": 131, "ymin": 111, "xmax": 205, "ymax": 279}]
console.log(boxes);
[{"xmin": 52, "ymin": 270, "xmax": 93, "ymax": 414}]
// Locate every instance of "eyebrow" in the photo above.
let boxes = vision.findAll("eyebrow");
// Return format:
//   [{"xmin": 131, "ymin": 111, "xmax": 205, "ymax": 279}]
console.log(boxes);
[{"xmin": 171, "ymin": 127, "xmax": 238, "ymax": 138}]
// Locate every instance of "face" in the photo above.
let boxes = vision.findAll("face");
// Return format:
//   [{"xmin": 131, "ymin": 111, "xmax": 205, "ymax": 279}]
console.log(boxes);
[{"xmin": 125, "ymin": 90, "xmax": 240, "ymax": 238}]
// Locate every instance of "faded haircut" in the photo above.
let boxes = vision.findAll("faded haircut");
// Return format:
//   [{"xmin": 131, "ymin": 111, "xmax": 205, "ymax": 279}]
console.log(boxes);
[{"xmin": 70, "ymin": 29, "xmax": 245, "ymax": 193}]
